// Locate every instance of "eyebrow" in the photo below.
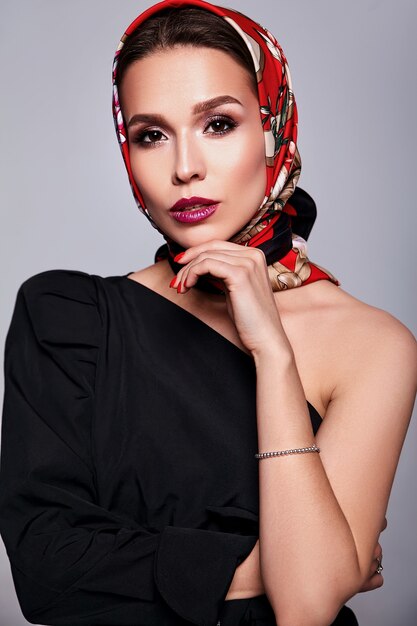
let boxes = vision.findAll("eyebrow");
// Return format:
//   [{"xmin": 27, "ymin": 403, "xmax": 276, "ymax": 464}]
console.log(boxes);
[
  {"xmin": 127, "ymin": 95, "xmax": 243, "ymax": 129},
  {"xmin": 192, "ymin": 95, "xmax": 242, "ymax": 114}
]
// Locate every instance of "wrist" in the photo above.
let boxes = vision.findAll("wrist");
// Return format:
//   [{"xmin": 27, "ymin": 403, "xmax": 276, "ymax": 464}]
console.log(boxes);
[{"xmin": 252, "ymin": 340, "xmax": 295, "ymax": 369}]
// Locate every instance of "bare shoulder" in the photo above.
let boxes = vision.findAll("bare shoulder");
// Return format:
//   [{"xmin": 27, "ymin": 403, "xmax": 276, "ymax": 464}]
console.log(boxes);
[
  {"xmin": 314, "ymin": 284, "xmax": 417, "ymax": 425},
  {"xmin": 319, "ymin": 284, "xmax": 417, "ymax": 380},
  {"xmin": 278, "ymin": 281, "xmax": 417, "ymax": 415}
]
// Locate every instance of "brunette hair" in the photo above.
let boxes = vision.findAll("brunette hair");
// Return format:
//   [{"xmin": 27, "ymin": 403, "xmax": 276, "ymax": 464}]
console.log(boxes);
[{"xmin": 115, "ymin": 7, "xmax": 257, "ymax": 94}]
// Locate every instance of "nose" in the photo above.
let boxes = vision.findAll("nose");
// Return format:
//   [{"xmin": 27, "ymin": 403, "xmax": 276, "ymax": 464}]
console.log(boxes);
[{"xmin": 172, "ymin": 131, "xmax": 206, "ymax": 185}]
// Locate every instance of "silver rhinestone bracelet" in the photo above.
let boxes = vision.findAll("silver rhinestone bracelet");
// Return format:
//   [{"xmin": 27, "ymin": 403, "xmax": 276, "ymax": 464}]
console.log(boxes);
[{"xmin": 255, "ymin": 443, "xmax": 320, "ymax": 460}]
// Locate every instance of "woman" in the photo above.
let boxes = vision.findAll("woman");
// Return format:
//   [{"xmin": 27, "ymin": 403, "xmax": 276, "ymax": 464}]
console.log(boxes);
[{"xmin": 0, "ymin": 1, "xmax": 415, "ymax": 625}]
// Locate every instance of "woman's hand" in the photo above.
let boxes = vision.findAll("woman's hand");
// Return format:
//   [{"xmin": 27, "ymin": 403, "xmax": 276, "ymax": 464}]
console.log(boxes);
[
  {"xmin": 358, "ymin": 517, "xmax": 386, "ymax": 593},
  {"xmin": 358, "ymin": 541, "xmax": 384, "ymax": 592},
  {"xmin": 171, "ymin": 240, "xmax": 291, "ymax": 357}
]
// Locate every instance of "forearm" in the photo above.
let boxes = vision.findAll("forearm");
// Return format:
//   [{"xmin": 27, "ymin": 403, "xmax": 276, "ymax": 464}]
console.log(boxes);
[{"xmin": 254, "ymin": 346, "xmax": 362, "ymax": 625}]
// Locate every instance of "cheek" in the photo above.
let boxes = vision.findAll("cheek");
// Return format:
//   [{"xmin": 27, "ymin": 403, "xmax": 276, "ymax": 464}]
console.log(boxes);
[
  {"xmin": 240, "ymin": 132, "xmax": 266, "ymax": 190},
  {"xmin": 212, "ymin": 127, "xmax": 266, "ymax": 197},
  {"xmin": 129, "ymin": 149, "xmax": 166, "ymax": 208}
]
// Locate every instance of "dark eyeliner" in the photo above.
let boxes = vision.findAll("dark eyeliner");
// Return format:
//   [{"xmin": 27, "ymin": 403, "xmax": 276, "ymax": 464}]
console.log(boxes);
[
  {"xmin": 204, "ymin": 115, "xmax": 238, "ymax": 135},
  {"xmin": 131, "ymin": 129, "xmax": 166, "ymax": 146}
]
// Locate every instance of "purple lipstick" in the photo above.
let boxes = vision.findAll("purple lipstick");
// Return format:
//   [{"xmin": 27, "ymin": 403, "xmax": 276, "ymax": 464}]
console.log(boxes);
[{"xmin": 169, "ymin": 196, "xmax": 219, "ymax": 223}]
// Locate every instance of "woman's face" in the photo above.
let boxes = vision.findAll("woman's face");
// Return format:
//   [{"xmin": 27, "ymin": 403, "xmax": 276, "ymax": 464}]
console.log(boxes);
[{"xmin": 120, "ymin": 45, "xmax": 266, "ymax": 248}]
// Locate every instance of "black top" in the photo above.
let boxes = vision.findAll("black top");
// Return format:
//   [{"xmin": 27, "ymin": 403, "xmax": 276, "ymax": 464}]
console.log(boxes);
[{"xmin": 0, "ymin": 270, "xmax": 357, "ymax": 626}]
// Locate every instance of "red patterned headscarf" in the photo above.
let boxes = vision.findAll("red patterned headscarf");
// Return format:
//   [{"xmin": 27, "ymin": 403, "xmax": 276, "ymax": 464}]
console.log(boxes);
[{"xmin": 112, "ymin": 0, "xmax": 340, "ymax": 293}]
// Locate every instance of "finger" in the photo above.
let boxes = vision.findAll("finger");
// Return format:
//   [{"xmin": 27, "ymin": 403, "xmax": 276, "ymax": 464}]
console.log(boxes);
[
  {"xmin": 374, "ymin": 554, "xmax": 383, "ymax": 569},
  {"xmin": 359, "ymin": 572, "xmax": 384, "ymax": 593},
  {"xmin": 177, "ymin": 256, "xmax": 254, "ymax": 293},
  {"xmin": 175, "ymin": 253, "xmax": 260, "ymax": 292},
  {"xmin": 171, "ymin": 246, "xmax": 266, "ymax": 290},
  {"xmin": 171, "ymin": 251, "xmax": 247, "ymax": 288},
  {"xmin": 381, "ymin": 516, "xmax": 388, "ymax": 532},
  {"xmin": 368, "ymin": 556, "xmax": 383, "ymax": 583},
  {"xmin": 174, "ymin": 241, "xmax": 241, "ymax": 266},
  {"xmin": 174, "ymin": 240, "xmax": 266, "ymax": 265},
  {"xmin": 375, "ymin": 554, "xmax": 383, "ymax": 574},
  {"xmin": 358, "ymin": 549, "xmax": 385, "ymax": 594},
  {"xmin": 373, "ymin": 542, "xmax": 382, "ymax": 560}
]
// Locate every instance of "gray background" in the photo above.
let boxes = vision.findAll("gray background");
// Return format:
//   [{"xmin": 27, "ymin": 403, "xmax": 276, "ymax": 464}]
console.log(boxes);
[{"xmin": 1, "ymin": 0, "xmax": 416, "ymax": 624}]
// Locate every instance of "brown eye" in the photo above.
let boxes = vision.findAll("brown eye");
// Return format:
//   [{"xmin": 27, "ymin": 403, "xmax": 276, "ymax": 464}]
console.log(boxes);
[
  {"xmin": 132, "ymin": 129, "xmax": 166, "ymax": 145},
  {"xmin": 205, "ymin": 116, "xmax": 237, "ymax": 135}
]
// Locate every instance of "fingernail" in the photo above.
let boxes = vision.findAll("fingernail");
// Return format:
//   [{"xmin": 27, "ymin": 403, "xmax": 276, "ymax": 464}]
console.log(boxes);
[
  {"xmin": 177, "ymin": 282, "xmax": 182, "ymax": 293},
  {"xmin": 169, "ymin": 276, "xmax": 177, "ymax": 288},
  {"xmin": 174, "ymin": 252, "xmax": 186, "ymax": 263}
]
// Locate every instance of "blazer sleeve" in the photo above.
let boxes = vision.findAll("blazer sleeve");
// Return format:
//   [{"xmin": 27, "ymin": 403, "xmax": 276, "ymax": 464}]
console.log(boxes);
[{"xmin": 0, "ymin": 270, "xmax": 258, "ymax": 626}]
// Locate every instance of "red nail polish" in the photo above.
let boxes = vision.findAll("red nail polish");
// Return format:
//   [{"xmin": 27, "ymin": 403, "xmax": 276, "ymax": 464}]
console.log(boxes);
[
  {"xmin": 174, "ymin": 252, "xmax": 185, "ymax": 263},
  {"xmin": 169, "ymin": 276, "xmax": 176, "ymax": 288},
  {"xmin": 177, "ymin": 282, "xmax": 182, "ymax": 293}
]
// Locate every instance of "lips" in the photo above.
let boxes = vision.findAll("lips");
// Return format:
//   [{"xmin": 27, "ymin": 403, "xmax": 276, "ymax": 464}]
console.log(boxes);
[{"xmin": 170, "ymin": 196, "xmax": 219, "ymax": 212}]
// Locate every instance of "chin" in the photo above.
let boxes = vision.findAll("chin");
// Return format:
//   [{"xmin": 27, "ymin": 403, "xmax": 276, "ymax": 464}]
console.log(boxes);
[{"xmin": 173, "ymin": 226, "xmax": 233, "ymax": 248}]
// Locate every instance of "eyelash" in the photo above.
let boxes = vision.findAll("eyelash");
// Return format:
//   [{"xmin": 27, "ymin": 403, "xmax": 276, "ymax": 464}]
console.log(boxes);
[
  {"xmin": 131, "ymin": 115, "xmax": 238, "ymax": 147},
  {"xmin": 205, "ymin": 115, "xmax": 237, "ymax": 136}
]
